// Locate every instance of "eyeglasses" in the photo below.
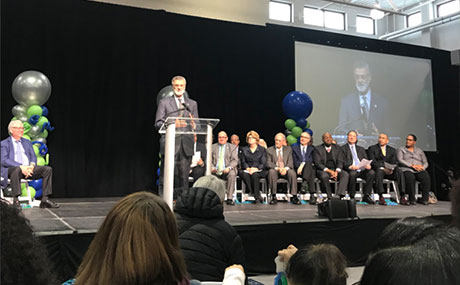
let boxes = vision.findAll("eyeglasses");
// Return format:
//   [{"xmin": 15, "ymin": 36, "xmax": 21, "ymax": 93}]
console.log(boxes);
[
  {"xmin": 406, "ymin": 138, "xmax": 414, "ymax": 141},
  {"xmin": 218, "ymin": 136, "xmax": 227, "ymax": 139},
  {"xmin": 11, "ymin": 127, "xmax": 24, "ymax": 130}
]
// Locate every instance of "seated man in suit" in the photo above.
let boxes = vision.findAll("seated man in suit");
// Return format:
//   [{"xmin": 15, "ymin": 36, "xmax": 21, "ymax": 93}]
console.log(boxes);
[
  {"xmin": 367, "ymin": 133, "xmax": 404, "ymax": 205},
  {"xmin": 1, "ymin": 120, "xmax": 58, "ymax": 208},
  {"xmin": 211, "ymin": 131, "xmax": 238, "ymax": 205},
  {"xmin": 266, "ymin": 133, "xmax": 299, "ymax": 205},
  {"xmin": 397, "ymin": 134, "xmax": 430, "ymax": 205},
  {"xmin": 313, "ymin": 132, "xmax": 349, "ymax": 200},
  {"xmin": 341, "ymin": 130, "xmax": 376, "ymax": 204},
  {"xmin": 292, "ymin": 132, "xmax": 318, "ymax": 204},
  {"xmin": 190, "ymin": 134, "xmax": 207, "ymax": 182}
]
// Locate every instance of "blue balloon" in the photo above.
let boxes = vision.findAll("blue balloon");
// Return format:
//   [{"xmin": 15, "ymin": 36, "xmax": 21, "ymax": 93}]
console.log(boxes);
[
  {"xmin": 305, "ymin": 128, "xmax": 313, "ymax": 137},
  {"xmin": 157, "ymin": 168, "xmax": 161, "ymax": 176},
  {"xmin": 282, "ymin": 91, "xmax": 313, "ymax": 120},
  {"xmin": 35, "ymin": 189, "xmax": 43, "ymax": 199},
  {"xmin": 29, "ymin": 115, "xmax": 40, "ymax": 125},
  {"xmin": 29, "ymin": 179, "xmax": 43, "ymax": 190},
  {"xmin": 41, "ymin": 106, "xmax": 49, "ymax": 117},
  {"xmin": 295, "ymin": 118, "xmax": 307, "ymax": 129}
]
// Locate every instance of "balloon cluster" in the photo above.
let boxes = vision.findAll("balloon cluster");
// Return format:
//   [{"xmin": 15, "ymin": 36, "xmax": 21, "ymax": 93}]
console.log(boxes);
[
  {"xmin": 10, "ymin": 71, "xmax": 54, "ymax": 199},
  {"xmin": 282, "ymin": 91, "xmax": 314, "ymax": 146}
]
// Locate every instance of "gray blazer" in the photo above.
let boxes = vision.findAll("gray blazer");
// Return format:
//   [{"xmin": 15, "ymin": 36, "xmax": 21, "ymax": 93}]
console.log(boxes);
[
  {"xmin": 211, "ymin": 143, "xmax": 238, "ymax": 170},
  {"xmin": 154, "ymin": 96, "xmax": 199, "ymax": 155},
  {"xmin": 266, "ymin": 146, "xmax": 294, "ymax": 170}
]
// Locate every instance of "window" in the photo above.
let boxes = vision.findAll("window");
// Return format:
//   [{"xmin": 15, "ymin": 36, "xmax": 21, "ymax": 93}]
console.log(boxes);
[
  {"xmin": 269, "ymin": 1, "xmax": 292, "ymax": 22},
  {"xmin": 304, "ymin": 7, "xmax": 324, "ymax": 26},
  {"xmin": 407, "ymin": 11, "xmax": 422, "ymax": 27},
  {"xmin": 356, "ymin": 16, "xmax": 375, "ymax": 34},
  {"xmin": 324, "ymin": 10, "xmax": 345, "ymax": 30},
  {"xmin": 437, "ymin": 0, "xmax": 460, "ymax": 17}
]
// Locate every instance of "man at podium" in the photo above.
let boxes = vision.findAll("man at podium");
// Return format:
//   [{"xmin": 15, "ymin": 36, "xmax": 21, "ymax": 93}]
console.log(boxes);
[{"xmin": 155, "ymin": 75, "xmax": 199, "ymax": 196}]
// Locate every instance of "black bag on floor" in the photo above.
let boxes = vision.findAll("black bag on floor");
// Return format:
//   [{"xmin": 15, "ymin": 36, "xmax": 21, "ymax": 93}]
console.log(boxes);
[{"xmin": 317, "ymin": 199, "xmax": 357, "ymax": 220}]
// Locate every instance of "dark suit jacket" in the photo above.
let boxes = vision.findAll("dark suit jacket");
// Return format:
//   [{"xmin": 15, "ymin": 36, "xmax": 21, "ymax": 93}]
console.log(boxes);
[
  {"xmin": 240, "ymin": 145, "xmax": 266, "ymax": 170},
  {"xmin": 154, "ymin": 96, "xmax": 199, "ymax": 156},
  {"xmin": 367, "ymin": 144, "xmax": 397, "ymax": 170},
  {"xmin": 313, "ymin": 144, "xmax": 344, "ymax": 171},
  {"xmin": 1, "ymin": 137, "xmax": 37, "ymax": 188},
  {"xmin": 337, "ymin": 92, "xmax": 388, "ymax": 135},
  {"xmin": 211, "ymin": 143, "xmax": 238, "ymax": 170},
  {"xmin": 292, "ymin": 144, "xmax": 315, "ymax": 169},
  {"xmin": 266, "ymin": 146, "xmax": 294, "ymax": 170},
  {"xmin": 341, "ymin": 143, "xmax": 369, "ymax": 171}
]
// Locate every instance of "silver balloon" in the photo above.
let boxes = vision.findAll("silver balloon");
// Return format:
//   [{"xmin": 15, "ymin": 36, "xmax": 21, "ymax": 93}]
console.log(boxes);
[
  {"xmin": 156, "ymin": 85, "xmax": 189, "ymax": 105},
  {"xmin": 17, "ymin": 115, "xmax": 28, "ymax": 122},
  {"xmin": 32, "ymin": 137, "xmax": 47, "ymax": 145},
  {"xmin": 12, "ymin": 71, "xmax": 51, "ymax": 107},
  {"xmin": 28, "ymin": 125, "xmax": 42, "ymax": 138},
  {"xmin": 12, "ymin": 105, "xmax": 27, "ymax": 117}
]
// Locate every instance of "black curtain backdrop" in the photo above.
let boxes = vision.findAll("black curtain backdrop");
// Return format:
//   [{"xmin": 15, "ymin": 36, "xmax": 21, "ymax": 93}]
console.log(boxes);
[{"xmin": 1, "ymin": 0, "xmax": 459, "ymax": 198}]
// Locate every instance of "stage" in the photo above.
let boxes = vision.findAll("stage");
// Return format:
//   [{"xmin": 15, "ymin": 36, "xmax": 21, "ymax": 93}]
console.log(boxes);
[{"xmin": 23, "ymin": 198, "xmax": 452, "ymax": 281}]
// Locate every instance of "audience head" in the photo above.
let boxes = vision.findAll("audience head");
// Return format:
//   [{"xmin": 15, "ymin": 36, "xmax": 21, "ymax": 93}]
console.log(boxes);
[
  {"xmin": 171, "ymin": 75, "xmax": 186, "ymax": 97},
  {"xmin": 75, "ymin": 191, "xmax": 188, "ymax": 285},
  {"xmin": 1, "ymin": 199, "xmax": 57, "ymax": 284},
  {"xmin": 300, "ymin": 132, "xmax": 312, "ymax": 146},
  {"xmin": 274, "ymin": 133, "xmax": 286, "ymax": 149},
  {"xmin": 378, "ymin": 133, "xmax": 389, "ymax": 147},
  {"xmin": 286, "ymin": 244, "xmax": 347, "ymax": 285},
  {"xmin": 193, "ymin": 175, "xmax": 226, "ymax": 202},
  {"xmin": 217, "ymin": 131, "xmax": 228, "ymax": 145},
  {"xmin": 322, "ymin": 132, "xmax": 333, "ymax": 146},
  {"xmin": 246, "ymin": 130, "xmax": 260, "ymax": 145},
  {"xmin": 230, "ymin": 134, "xmax": 240, "ymax": 146},
  {"xmin": 8, "ymin": 119, "xmax": 24, "ymax": 139},
  {"xmin": 347, "ymin": 130, "xmax": 358, "ymax": 145},
  {"xmin": 360, "ymin": 226, "xmax": 460, "ymax": 285},
  {"xmin": 405, "ymin": 134, "xmax": 417, "ymax": 148}
]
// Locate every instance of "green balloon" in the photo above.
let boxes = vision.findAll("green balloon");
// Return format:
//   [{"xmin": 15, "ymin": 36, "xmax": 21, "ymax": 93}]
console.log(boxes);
[
  {"xmin": 45, "ymin": 153, "xmax": 49, "ymax": 166},
  {"xmin": 287, "ymin": 135, "xmax": 297, "ymax": 145},
  {"xmin": 39, "ymin": 129, "xmax": 48, "ymax": 139},
  {"xmin": 36, "ymin": 116, "xmax": 49, "ymax": 129},
  {"xmin": 23, "ymin": 122, "xmax": 31, "ymax": 134},
  {"xmin": 11, "ymin": 117, "xmax": 17, "ymax": 121},
  {"xmin": 22, "ymin": 134, "xmax": 31, "ymax": 141},
  {"xmin": 284, "ymin": 119, "xmax": 296, "ymax": 131},
  {"xmin": 291, "ymin": 127, "xmax": 302, "ymax": 138},
  {"xmin": 33, "ymin": 145, "xmax": 40, "ymax": 156},
  {"xmin": 37, "ymin": 156, "xmax": 46, "ymax": 166},
  {"xmin": 22, "ymin": 186, "xmax": 36, "ymax": 199},
  {"xmin": 306, "ymin": 121, "xmax": 311, "ymax": 129},
  {"xmin": 27, "ymin": 105, "xmax": 43, "ymax": 118}
]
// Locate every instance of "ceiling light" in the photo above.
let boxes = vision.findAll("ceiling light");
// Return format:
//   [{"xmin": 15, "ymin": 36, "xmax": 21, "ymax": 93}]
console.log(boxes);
[{"xmin": 370, "ymin": 8, "xmax": 385, "ymax": 19}]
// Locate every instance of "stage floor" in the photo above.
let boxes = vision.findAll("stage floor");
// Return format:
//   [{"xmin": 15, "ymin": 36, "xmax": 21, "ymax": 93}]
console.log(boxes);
[{"xmin": 23, "ymin": 197, "xmax": 451, "ymax": 236}]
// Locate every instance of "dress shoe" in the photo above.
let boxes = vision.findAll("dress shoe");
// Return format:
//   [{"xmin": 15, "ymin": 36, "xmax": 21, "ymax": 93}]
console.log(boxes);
[
  {"xmin": 362, "ymin": 195, "xmax": 375, "ymax": 204},
  {"xmin": 409, "ymin": 200, "xmax": 417, "ymax": 205},
  {"xmin": 40, "ymin": 199, "xmax": 60, "ymax": 208},
  {"xmin": 291, "ymin": 196, "xmax": 301, "ymax": 205},
  {"xmin": 269, "ymin": 198, "xmax": 278, "ymax": 205},
  {"xmin": 378, "ymin": 196, "xmax": 387, "ymax": 206},
  {"xmin": 309, "ymin": 195, "xmax": 317, "ymax": 205},
  {"xmin": 400, "ymin": 196, "xmax": 409, "ymax": 205},
  {"xmin": 226, "ymin": 199, "xmax": 235, "ymax": 206},
  {"xmin": 12, "ymin": 197, "xmax": 22, "ymax": 210},
  {"xmin": 417, "ymin": 198, "xmax": 429, "ymax": 205}
]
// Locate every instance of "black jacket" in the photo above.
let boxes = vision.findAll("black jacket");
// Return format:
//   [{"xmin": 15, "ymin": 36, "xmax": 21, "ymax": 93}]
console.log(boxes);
[{"xmin": 174, "ymin": 187, "xmax": 245, "ymax": 281}]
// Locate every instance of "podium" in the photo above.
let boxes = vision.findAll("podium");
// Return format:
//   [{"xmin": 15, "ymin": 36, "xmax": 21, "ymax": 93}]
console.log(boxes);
[{"xmin": 159, "ymin": 117, "xmax": 219, "ymax": 209}]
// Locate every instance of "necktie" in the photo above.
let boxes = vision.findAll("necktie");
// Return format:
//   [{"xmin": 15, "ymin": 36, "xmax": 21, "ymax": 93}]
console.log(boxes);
[
  {"xmin": 326, "ymin": 147, "xmax": 331, "ymax": 153},
  {"xmin": 361, "ymin": 96, "xmax": 369, "ymax": 120},
  {"xmin": 301, "ymin": 147, "xmax": 306, "ymax": 161},
  {"xmin": 217, "ymin": 145, "xmax": 224, "ymax": 171},
  {"xmin": 277, "ymin": 149, "xmax": 284, "ymax": 168},
  {"xmin": 15, "ymin": 140, "xmax": 24, "ymax": 164},
  {"xmin": 381, "ymin": 146, "xmax": 386, "ymax": 156},
  {"xmin": 351, "ymin": 145, "xmax": 360, "ymax": 166}
]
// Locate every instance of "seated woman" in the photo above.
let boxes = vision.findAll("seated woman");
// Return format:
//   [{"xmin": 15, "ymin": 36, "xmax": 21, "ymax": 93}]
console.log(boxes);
[{"xmin": 239, "ymin": 130, "xmax": 267, "ymax": 204}]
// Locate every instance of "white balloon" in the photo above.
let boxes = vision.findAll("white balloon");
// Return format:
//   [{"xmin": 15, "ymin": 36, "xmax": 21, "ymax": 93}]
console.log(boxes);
[{"xmin": 12, "ymin": 71, "xmax": 51, "ymax": 107}]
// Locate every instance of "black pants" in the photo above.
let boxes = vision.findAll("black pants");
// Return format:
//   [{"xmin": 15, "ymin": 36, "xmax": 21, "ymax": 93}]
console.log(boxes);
[
  {"xmin": 348, "ymin": 169, "xmax": 376, "ymax": 197},
  {"xmin": 8, "ymin": 166, "xmax": 53, "ymax": 198},
  {"xmin": 299, "ymin": 162, "xmax": 316, "ymax": 194},
  {"xmin": 403, "ymin": 170, "xmax": 430, "ymax": 202},
  {"xmin": 240, "ymin": 170, "xmax": 267, "ymax": 200},
  {"xmin": 316, "ymin": 170, "xmax": 349, "ymax": 198},
  {"xmin": 374, "ymin": 168, "xmax": 404, "ymax": 195},
  {"xmin": 190, "ymin": 166, "xmax": 205, "ymax": 182}
]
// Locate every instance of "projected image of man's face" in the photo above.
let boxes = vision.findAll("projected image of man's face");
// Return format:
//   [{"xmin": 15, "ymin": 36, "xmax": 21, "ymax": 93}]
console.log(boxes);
[{"xmin": 354, "ymin": 67, "xmax": 371, "ymax": 94}]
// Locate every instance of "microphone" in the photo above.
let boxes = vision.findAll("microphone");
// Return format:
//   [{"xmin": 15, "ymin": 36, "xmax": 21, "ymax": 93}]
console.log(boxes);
[{"xmin": 182, "ymin": 102, "xmax": 191, "ymax": 112}]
